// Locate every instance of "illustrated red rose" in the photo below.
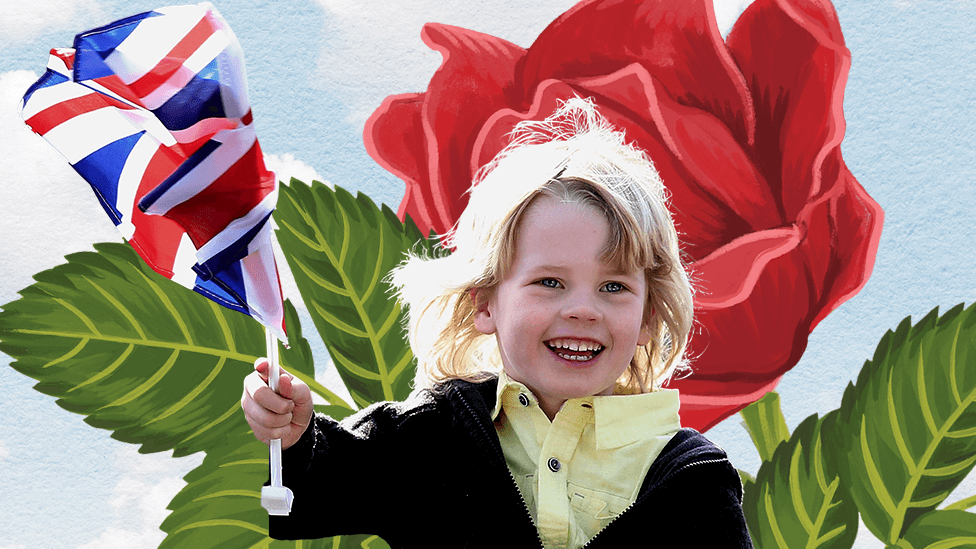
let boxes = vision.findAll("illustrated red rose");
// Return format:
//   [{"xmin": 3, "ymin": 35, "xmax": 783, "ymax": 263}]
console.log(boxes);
[{"xmin": 365, "ymin": 0, "xmax": 883, "ymax": 431}]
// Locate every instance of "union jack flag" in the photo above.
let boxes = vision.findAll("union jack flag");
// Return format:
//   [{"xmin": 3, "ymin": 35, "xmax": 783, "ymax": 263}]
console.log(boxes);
[{"xmin": 20, "ymin": 3, "xmax": 286, "ymax": 341}]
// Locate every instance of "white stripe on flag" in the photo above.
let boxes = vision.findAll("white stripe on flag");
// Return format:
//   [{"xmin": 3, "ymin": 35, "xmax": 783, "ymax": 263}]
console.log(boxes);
[
  {"xmin": 169, "ymin": 116, "xmax": 237, "ymax": 144},
  {"xmin": 106, "ymin": 7, "xmax": 206, "ymax": 85},
  {"xmin": 171, "ymin": 232, "xmax": 199, "ymax": 289},
  {"xmin": 212, "ymin": 27, "xmax": 250, "ymax": 119},
  {"xmin": 142, "ymin": 123, "xmax": 257, "ymax": 215},
  {"xmin": 115, "ymin": 133, "xmax": 160, "ymax": 229},
  {"xmin": 44, "ymin": 107, "xmax": 142, "ymax": 164},
  {"xmin": 117, "ymin": 107, "xmax": 177, "ymax": 147},
  {"xmin": 21, "ymin": 82, "xmax": 92, "ymax": 120},
  {"xmin": 83, "ymin": 79, "xmax": 144, "ymax": 111},
  {"xmin": 47, "ymin": 50, "xmax": 73, "ymax": 76},
  {"xmin": 195, "ymin": 188, "xmax": 277, "ymax": 264},
  {"xmin": 241, "ymin": 224, "xmax": 286, "ymax": 342},
  {"xmin": 140, "ymin": 30, "xmax": 229, "ymax": 110}
]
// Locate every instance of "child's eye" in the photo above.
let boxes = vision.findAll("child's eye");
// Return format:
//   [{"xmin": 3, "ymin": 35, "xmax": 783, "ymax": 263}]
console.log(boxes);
[
  {"xmin": 602, "ymin": 282, "xmax": 625, "ymax": 293},
  {"xmin": 538, "ymin": 278, "xmax": 561, "ymax": 289}
]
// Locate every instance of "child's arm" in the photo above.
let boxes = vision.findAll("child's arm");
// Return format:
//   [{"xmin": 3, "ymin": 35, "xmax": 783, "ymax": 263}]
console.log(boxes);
[{"xmin": 241, "ymin": 358, "xmax": 314, "ymax": 450}]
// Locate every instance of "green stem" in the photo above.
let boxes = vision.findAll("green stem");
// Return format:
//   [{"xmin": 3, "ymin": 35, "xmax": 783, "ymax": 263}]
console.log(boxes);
[{"xmin": 740, "ymin": 391, "xmax": 791, "ymax": 463}]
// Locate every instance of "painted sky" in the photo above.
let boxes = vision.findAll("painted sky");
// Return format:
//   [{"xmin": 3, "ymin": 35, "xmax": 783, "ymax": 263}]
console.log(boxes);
[{"xmin": 1, "ymin": 0, "xmax": 974, "ymax": 547}]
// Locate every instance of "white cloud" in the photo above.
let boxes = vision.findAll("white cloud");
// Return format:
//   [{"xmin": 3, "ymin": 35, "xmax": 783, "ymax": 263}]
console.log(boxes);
[
  {"xmin": 265, "ymin": 152, "xmax": 327, "ymax": 187},
  {"xmin": 75, "ymin": 445, "xmax": 203, "ymax": 549},
  {"xmin": 1, "ymin": 0, "xmax": 106, "ymax": 47},
  {"xmin": 313, "ymin": 0, "xmax": 751, "ymax": 126},
  {"xmin": 0, "ymin": 442, "xmax": 8, "ymax": 463},
  {"xmin": 713, "ymin": 0, "xmax": 756, "ymax": 36},
  {"xmin": 0, "ymin": 544, "xmax": 27, "ymax": 549},
  {"xmin": 312, "ymin": 0, "xmax": 579, "ymax": 126},
  {"xmin": 0, "ymin": 70, "xmax": 123, "ymax": 305}
]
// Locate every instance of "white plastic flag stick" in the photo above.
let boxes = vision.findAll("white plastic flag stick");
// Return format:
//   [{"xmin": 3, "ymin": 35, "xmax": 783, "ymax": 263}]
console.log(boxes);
[{"xmin": 261, "ymin": 326, "xmax": 295, "ymax": 516}]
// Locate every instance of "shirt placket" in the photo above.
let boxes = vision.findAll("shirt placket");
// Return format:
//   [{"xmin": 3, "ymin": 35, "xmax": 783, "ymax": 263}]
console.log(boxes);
[{"xmin": 536, "ymin": 401, "xmax": 589, "ymax": 549}]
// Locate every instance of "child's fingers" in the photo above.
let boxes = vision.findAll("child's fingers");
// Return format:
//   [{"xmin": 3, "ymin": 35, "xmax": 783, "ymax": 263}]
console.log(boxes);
[
  {"xmin": 241, "ymin": 394, "xmax": 294, "ymax": 430},
  {"xmin": 278, "ymin": 374, "xmax": 314, "ymax": 431},
  {"xmin": 243, "ymin": 357, "xmax": 313, "ymax": 448},
  {"xmin": 243, "ymin": 369, "xmax": 295, "ymax": 415}
]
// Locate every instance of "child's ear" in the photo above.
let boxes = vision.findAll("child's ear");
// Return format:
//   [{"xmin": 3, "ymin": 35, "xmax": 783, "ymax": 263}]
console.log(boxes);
[{"xmin": 470, "ymin": 289, "xmax": 496, "ymax": 335}]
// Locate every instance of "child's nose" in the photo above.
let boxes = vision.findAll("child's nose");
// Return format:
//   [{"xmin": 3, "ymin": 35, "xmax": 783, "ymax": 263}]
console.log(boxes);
[{"xmin": 561, "ymin": 292, "xmax": 602, "ymax": 322}]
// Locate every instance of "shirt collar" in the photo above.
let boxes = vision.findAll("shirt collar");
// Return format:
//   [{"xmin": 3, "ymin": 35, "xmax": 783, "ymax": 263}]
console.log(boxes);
[{"xmin": 491, "ymin": 370, "xmax": 681, "ymax": 449}]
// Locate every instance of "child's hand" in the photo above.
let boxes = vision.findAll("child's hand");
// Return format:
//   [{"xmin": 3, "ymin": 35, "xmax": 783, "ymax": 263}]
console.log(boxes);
[{"xmin": 241, "ymin": 358, "xmax": 313, "ymax": 450}]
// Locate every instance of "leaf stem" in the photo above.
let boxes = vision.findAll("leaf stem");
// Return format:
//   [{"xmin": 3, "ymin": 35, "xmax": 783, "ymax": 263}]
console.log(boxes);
[
  {"xmin": 284, "ymin": 367, "xmax": 354, "ymax": 411},
  {"xmin": 945, "ymin": 494, "xmax": 976, "ymax": 511}
]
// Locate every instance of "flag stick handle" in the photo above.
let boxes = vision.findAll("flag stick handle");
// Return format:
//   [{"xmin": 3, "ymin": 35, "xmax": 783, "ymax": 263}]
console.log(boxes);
[
  {"xmin": 261, "ymin": 327, "xmax": 293, "ymax": 515},
  {"xmin": 267, "ymin": 327, "xmax": 284, "ymax": 489}
]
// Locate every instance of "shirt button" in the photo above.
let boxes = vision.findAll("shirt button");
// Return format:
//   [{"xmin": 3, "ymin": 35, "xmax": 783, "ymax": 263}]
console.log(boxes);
[
  {"xmin": 518, "ymin": 393, "xmax": 530, "ymax": 407},
  {"xmin": 548, "ymin": 458, "xmax": 561, "ymax": 473}
]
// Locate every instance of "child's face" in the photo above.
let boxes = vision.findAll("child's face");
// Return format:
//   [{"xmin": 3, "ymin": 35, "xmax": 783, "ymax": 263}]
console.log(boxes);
[{"xmin": 474, "ymin": 196, "xmax": 651, "ymax": 418}]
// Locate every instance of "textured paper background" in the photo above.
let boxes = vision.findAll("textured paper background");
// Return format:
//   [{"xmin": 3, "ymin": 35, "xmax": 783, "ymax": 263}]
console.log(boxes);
[{"xmin": 0, "ymin": 0, "xmax": 973, "ymax": 547}]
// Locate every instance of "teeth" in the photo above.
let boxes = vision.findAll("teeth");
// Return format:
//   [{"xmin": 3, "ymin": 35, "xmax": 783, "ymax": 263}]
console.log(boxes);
[{"xmin": 547, "ymin": 339, "xmax": 604, "ymax": 353}]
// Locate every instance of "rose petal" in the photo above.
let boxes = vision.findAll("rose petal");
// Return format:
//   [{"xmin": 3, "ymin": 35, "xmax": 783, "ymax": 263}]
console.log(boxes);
[
  {"xmin": 670, "ymin": 243, "xmax": 816, "ymax": 430},
  {"xmin": 677, "ymin": 377, "xmax": 783, "ymax": 432},
  {"xmin": 469, "ymin": 74, "xmax": 750, "ymax": 259},
  {"xmin": 363, "ymin": 93, "xmax": 432, "ymax": 231},
  {"xmin": 727, "ymin": 0, "xmax": 851, "ymax": 218},
  {"xmin": 672, "ymin": 152, "xmax": 883, "ymax": 431},
  {"xmin": 469, "ymin": 81, "xmax": 577, "ymax": 178},
  {"xmin": 795, "ymin": 150, "xmax": 884, "ymax": 330},
  {"xmin": 691, "ymin": 227, "xmax": 801, "ymax": 310},
  {"xmin": 419, "ymin": 23, "xmax": 525, "ymax": 235},
  {"xmin": 574, "ymin": 65, "xmax": 783, "ymax": 249},
  {"xmin": 519, "ymin": 0, "xmax": 755, "ymax": 146}
]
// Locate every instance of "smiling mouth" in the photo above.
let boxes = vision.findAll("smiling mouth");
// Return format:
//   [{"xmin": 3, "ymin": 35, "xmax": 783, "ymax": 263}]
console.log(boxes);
[{"xmin": 546, "ymin": 339, "xmax": 605, "ymax": 362}]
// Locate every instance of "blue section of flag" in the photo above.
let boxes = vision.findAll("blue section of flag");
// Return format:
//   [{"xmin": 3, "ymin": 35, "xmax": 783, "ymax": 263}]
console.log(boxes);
[
  {"xmin": 74, "ymin": 10, "xmax": 159, "ymax": 61},
  {"xmin": 22, "ymin": 69, "xmax": 69, "ymax": 105},
  {"xmin": 194, "ymin": 265, "xmax": 249, "ymax": 315},
  {"xmin": 137, "ymin": 138, "xmax": 220, "ymax": 212},
  {"xmin": 193, "ymin": 214, "xmax": 272, "ymax": 279},
  {"xmin": 73, "ymin": 131, "xmax": 145, "ymax": 225},
  {"xmin": 153, "ymin": 58, "xmax": 225, "ymax": 131}
]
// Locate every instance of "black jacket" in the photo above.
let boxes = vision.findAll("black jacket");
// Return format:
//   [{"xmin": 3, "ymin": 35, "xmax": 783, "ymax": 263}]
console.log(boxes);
[{"xmin": 270, "ymin": 376, "xmax": 753, "ymax": 547}]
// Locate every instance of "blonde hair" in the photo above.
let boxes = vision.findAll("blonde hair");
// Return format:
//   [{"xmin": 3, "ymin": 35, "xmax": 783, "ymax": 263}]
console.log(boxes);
[{"xmin": 391, "ymin": 97, "xmax": 694, "ymax": 392}]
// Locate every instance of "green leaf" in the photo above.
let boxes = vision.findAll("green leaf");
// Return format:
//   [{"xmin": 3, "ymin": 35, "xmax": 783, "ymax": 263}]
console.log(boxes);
[
  {"xmin": 834, "ymin": 304, "xmax": 976, "ymax": 544},
  {"xmin": 743, "ymin": 412, "xmax": 858, "ymax": 549},
  {"xmin": 0, "ymin": 243, "xmax": 280, "ymax": 456},
  {"xmin": 897, "ymin": 510, "xmax": 976, "ymax": 549},
  {"xmin": 160, "ymin": 421, "xmax": 389, "ymax": 548},
  {"xmin": 741, "ymin": 391, "xmax": 792, "ymax": 462},
  {"xmin": 274, "ymin": 180, "xmax": 435, "ymax": 407},
  {"xmin": 0, "ymin": 243, "xmax": 335, "ymax": 456}
]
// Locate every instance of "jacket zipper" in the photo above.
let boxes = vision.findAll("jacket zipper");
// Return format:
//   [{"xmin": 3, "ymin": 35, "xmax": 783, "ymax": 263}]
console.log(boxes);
[
  {"xmin": 457, "ymin": 390, "xmax": 546, "ymax": 549},
  {"xmin": 581, "ymin": 458, "xmax": 730, "ymax": 548}
]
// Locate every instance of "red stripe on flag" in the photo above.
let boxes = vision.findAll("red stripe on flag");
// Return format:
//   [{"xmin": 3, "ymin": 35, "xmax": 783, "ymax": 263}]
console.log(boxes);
[
  {"xmin": 50, "ymin": 48, "xmax": 75, "ymax": 70},
  {"xmin": 26, "ymin": 91, "xmax": 136, "ymax": 135},
  {"xmin": 92, "ymin": 74, "xmax": 142, "ymax": 106},
  {"xmin": 165, "ymin": 139, "xmax": 275, "ymax": 247},
  {"xmin": 127, "ymin": 144, "xmax": 188, "ymax": 277},
  {"xmin": 128, "ymin": 15, "xmax": 217, "ymax": 99}
]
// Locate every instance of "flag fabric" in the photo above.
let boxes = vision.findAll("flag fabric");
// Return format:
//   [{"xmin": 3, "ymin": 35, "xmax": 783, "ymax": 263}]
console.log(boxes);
[{"xmin": 20, "ymin": 3, "xmax": 287, "ymax": 342}]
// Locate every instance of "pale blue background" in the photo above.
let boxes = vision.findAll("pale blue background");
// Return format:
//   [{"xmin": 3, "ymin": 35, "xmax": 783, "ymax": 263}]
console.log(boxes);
[{"xmin": 0, "ymin": 0, "xmax": 974, "ymax": 547}]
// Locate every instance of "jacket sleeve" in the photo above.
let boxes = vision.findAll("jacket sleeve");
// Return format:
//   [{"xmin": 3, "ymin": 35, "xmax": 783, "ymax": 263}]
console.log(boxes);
[
  {"xmin": 657, "ymin": 458, "xmax": 754, "ymax": 547},
  {"xmin": 268, "ymin": 393, "xmax": 447, "ymax": 541}
]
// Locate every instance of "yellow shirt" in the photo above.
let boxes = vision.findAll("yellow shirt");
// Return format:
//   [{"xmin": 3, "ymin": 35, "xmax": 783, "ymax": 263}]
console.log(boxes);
[{"xmin": 491, "ymin": 371, "xmax": 681, "ymax": 549}]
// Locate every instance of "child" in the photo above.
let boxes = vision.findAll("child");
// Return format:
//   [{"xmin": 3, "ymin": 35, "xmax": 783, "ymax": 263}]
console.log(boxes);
[{"xmin": 242, "ymin": 98, "xmax": 753, "ymax": 548}]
